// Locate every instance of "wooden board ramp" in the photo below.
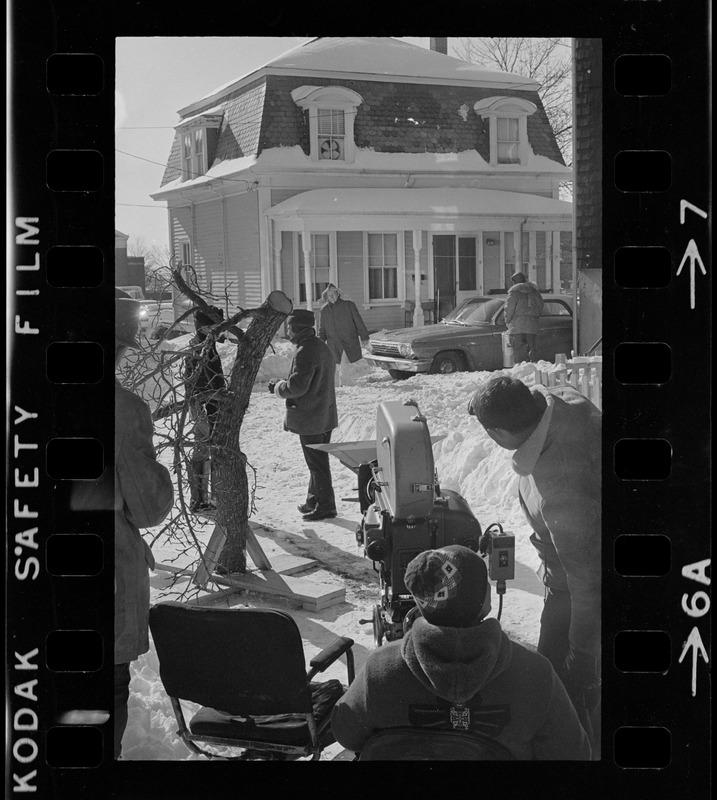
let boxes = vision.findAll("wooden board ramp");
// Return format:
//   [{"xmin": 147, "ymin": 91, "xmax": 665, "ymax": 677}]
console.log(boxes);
[{"xmin": 156, "ymin": 518, "xmax": 344, "ymax": 611}]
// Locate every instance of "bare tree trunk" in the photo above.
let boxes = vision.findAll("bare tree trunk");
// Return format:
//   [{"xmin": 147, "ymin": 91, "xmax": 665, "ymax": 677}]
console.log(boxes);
[{"xmin": 211, "ymin": 291, "xmax": 292, "ymax": 573}]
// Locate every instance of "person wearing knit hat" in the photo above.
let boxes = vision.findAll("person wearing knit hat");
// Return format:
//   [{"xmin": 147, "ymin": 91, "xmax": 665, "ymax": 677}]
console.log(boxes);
[
  {"xmin": 182, "ymin": 306, "xmax": 227, "ymax": 512},
  {"xmin": 269, "ymin": 308, "xmax": 338, "ymax": 521},
  {"xmin": 331, "ymin": 544, "xmax": 591, "ymax": 760},
  {"xmin": 73, "ymin": 295, "xmax": 174, "ymax": 758},
  {"xmin": 504, "ymin": 270, "xmax": 544, "ymax": 363}
]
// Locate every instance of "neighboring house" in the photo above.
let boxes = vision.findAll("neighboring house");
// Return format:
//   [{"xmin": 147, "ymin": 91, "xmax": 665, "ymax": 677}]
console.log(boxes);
[
  {"xmin": 152, "ymin": 37, "xmax": 572, "ymax": 329},
  {"xmin": 115, "ymin": 229, "xmax": 146, "ymax": 288}
]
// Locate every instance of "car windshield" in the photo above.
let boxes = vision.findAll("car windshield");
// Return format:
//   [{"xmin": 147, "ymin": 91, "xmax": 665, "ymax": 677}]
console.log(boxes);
[{"xmin": 444, "ymin": 298, "xmax": 505, "ymax": 325}]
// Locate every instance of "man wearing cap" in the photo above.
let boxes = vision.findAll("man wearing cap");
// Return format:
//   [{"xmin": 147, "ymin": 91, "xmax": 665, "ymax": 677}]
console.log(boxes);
[
  {"xmin": 183, "ymin": 307, "xmax": 226, "ymax": 512},
  {"xmin": 331, "ymin": 545, "xmax": 590, "ymax": 759},
  {"xmin": 74, "ymin": 297, "xmax": 174, "ymax": 757},
  {"xmin": 467, "ymin": 375, "xmax": 601, "ymax": 756},
  {"xmin": 504, "ymin": 271, "xmax": 544, "ymax": 363},
  {"xmin": 269, "ymin": 309, "xmax": 338, "ymax": 521}
]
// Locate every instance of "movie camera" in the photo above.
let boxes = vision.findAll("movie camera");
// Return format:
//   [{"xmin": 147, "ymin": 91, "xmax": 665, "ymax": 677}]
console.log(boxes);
[{"xmin": 316, "ymin": 399, "xmax": 514, "ymax": 646}]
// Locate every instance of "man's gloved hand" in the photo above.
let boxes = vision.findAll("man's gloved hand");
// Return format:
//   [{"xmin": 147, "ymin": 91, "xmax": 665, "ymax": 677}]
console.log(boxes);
[{"xmin": 268, "ymin": 381, "xmax": 276, "ymax": 394}]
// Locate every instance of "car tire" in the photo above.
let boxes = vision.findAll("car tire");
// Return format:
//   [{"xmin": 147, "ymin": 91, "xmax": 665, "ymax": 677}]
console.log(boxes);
[
  {"xmin": 388, "ymin": 369, "xmax": 412, "ymax": 380},
  {"xmin": 431, "ymin": 351, "xmax": 464, "ymax": 375}
]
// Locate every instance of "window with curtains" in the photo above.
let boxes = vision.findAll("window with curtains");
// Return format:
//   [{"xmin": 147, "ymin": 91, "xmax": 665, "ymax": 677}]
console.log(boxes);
[
  {"xmin": 497, "ymin": 117, "xmax": 520, "ymax": 164},
  {"xmin": 367, "ymin": 233, "xmax": 399, "ymax": 300}
]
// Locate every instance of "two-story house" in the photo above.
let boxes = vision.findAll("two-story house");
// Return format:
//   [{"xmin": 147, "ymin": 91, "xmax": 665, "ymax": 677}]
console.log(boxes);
[{"xmin": 151, "ymin": 37, "xmax": 572, "ymax": 329}]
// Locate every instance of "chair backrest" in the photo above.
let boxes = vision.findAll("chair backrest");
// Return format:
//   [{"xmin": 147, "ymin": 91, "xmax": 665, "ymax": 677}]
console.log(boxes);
[
  {"xmin": 357, "ymin": 727, "xmax": 514, "ymax": 761},
  {"xmin": 149, "ymin": 602, "xmax": 312, "ymax": 715}
]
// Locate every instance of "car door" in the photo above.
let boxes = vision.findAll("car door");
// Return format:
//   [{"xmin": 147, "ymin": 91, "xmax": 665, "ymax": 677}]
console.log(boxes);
[{"xmin": 489, "ymin": 304, "xmax": 508, "ymax": 369}]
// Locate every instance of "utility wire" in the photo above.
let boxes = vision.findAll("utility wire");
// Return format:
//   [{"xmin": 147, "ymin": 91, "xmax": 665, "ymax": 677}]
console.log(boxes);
[{"xmin": 115, "ymin": 147, "xmax": 257, "ymax": 187}]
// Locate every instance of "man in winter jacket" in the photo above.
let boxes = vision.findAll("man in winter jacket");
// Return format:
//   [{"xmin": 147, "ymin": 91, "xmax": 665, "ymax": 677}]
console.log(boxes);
[
  {"xmin": 468, "ymin": 375, "xmax": 601, "ymax": 756},
  {"xmin": 269, "ymin": 308, "xmax": 338, "ymax": 521},
  {"xmin": 504, "ymin": 271, "xmax": 544, "ymax": 362},
  {"xmin": 183, "ymin": 307, "xmax": 226, "ymax": 512},
  {"xmin": 318, "ymin": 284, "xmax": 369, "ymax": 383},
  {"xmin": 74, "ymin": 298, "xmax": 174, "ymax": 757},
  {"xmin": 331, "ymin": 545, "xmax": 591, "ymax": 760}
]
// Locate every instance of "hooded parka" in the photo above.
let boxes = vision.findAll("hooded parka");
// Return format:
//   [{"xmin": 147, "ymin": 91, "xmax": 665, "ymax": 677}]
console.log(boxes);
[
  {"xmin": 331, "ymin": 615, "xmax": 590, "ymax": 759},
  {"xmin": 504, "ymin": 280, "xmax": 544, "ymax": 335}
]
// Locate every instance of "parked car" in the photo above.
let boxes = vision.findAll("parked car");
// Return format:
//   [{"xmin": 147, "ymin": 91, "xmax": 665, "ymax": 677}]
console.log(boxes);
[
  {"xmin": 365, "ymin": 295, "xmax": 574, "ymax": 379},
  {"xmin": 116, "ymin": 285, "xmax": 191, "ymax": 339}
]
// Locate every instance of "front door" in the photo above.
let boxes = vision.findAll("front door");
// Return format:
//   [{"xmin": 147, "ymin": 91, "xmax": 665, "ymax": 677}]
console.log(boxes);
[
  {"xmin": 432, "ymin": 235, "xmax": 455, "ymax": 321},
  {"xmin": 433, "ymin": 235, "xmax": 478, "ymax": 319}
]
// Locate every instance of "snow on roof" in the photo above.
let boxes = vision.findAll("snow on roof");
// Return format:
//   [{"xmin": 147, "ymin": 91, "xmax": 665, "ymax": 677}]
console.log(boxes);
[
  {"xmin": 269, "ymin": 187, "xmax": 572, "ymax": 219},
  {"xmin": 180, "ymin": 37, "xmax": 538, "ymax": 117},
  {"xmin": 265, "ymin": 37, "xmax": 536, "ymax": 86},
  {"xmin": 257, "ymin": 144, "xmax": 571, "ymax": 175},
  {"xmin": 150, "ymin": 154, "xmax": 258, "ymax": 199}
]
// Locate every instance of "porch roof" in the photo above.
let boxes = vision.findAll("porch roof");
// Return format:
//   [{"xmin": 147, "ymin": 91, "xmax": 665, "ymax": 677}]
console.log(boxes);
[{"xmin": 268, "ymin": 187, "xmax": 572, "ymax": 231}]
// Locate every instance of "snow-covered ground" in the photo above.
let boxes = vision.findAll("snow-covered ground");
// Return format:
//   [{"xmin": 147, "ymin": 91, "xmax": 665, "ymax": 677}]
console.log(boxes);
[{"xmin": 121, "ymin": 336, "xmax": 553, "ymax": 761}]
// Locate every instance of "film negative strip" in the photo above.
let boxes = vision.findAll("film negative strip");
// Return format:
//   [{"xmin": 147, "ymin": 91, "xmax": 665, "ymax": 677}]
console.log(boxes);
[{"xmin": 7, "ymin": 1, "xmax": 711, "ymax": 796}]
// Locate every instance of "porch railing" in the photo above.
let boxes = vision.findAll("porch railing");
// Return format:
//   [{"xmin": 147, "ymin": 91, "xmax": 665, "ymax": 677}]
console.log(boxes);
[{"xmin": 532, "ymin": 356, "xmax": 603, "ymax": 411}]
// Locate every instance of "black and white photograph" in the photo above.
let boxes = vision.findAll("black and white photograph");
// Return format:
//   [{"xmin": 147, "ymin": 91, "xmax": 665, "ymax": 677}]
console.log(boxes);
[
  {"xmin": 7, "ymin": 1, "xmax": 711, "ymax": 793},
  {"xmin": 113, "ymin": 35, "xmax": 603, "ymax": 761}
]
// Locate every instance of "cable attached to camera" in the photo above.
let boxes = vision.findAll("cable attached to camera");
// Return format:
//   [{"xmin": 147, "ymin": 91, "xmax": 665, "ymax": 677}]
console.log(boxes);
[{"xmin": 479, "ymin": 523, "xmax": 515, "ymax": 620}]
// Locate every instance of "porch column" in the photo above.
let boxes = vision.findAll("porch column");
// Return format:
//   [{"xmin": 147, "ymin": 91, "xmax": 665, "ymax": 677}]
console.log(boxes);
[
  {"xmin": 272, "ymin": 221, "xmax": 282, "ymax": 292},
  {"xmin": 301, "ymin": 231, "xmax": 313, "ymax": 311},
  {"xmin": 412, "ymin": 230, "xmax": 424, "ymax": 327},
  {"xmin": 552, "ymin": 231, "xmax": 562, "ymax": 293}
]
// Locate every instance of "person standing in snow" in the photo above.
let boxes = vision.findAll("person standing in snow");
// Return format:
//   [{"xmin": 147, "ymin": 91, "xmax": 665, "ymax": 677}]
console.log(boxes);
[
  {"xmin": 183, "ymin": 307, "xmax": 226, "ymax": 512},
  {"xmin": 268, "ymin": 308, "xmax": 338, "ymax": 521},
  {"xmin": 468, "ymin": 375, "xmax": 601, "ymax": 757},
  {"xmin": 318, "ymin": 284, "xmax": 369, "ymax": 385},
  {"xmin": 73, "ymin": 298, "xmax": 174, "ymax": 758},
  {"xmin": 504, "ymin": 271, "xmax": 544, "ymax": 362},
  {"xmin": 331, "ymin": 545, "xmax": 591, "ymax": 760}
]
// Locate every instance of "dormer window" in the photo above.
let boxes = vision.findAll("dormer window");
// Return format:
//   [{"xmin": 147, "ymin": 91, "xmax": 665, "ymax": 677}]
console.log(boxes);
[
  {"xmin": 317, "ymin": 109, "xmax": 346, "ymax": 160},
  {"xmin": 292, "ymin": 86, "xmax": 363, "ymax": 164},
  {"xmin": 175, "ymin": 112, "xmax": 223, "ymax": 181},
  {"xmin": 474, "ymin": 96, "xmax": 537, "ymax": 166}
]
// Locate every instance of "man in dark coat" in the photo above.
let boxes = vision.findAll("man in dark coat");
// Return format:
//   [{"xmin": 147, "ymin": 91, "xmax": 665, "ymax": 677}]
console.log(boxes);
[
  {"xmin": 331, "ymin": 545, "xmax": 591, "ymax": 760},
  {"xmin": 183, "ymin": 307, "xmax": 226, "ymax": 512},
  {"xmin": 74, "ymin": 298, "xmax": 174, "ymax": 757},
  {"xmin": 468, "ymin": 375, "xmax": 601, "ymax": 756},
  {"xmin": 504, "ymin": 271, "xmax": 544, "ymax": 362},
  {"xmin": 270, "ymin": 309, "xmax": 338, "ymax": 521}
]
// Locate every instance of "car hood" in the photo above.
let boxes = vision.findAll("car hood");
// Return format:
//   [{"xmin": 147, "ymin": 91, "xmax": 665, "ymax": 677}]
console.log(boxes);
[{"xmin": 372, "ymin": 321, "xmax": 491, "ymax": 345}]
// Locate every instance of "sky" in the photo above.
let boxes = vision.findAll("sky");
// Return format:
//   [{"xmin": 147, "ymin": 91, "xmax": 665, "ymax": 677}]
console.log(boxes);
[{"xmin": 115, "ymin": 37, "xmax": 434, "ymax": 255}]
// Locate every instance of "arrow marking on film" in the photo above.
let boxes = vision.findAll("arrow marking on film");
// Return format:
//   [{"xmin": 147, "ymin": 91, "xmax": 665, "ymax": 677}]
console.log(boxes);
[
  {"xmin": 676, "ymin": 239, "xmax": 707, "ymax": 310},
  {"xmin": 680, "ymin": 200, "xmax": 708, "ymax": 224},
  {"xmin": 678, "ymin": 626, "xmax": 709, "ymax": 697}
]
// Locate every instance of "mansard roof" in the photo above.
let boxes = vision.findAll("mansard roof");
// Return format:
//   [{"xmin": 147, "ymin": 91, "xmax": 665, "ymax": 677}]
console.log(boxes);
[{"xmin": 160, "ymin": 38, "xmax": 564, "ymax": 188}]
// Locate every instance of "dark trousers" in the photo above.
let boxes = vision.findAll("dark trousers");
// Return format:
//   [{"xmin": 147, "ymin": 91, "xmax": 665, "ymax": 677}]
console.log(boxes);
[
  {"xmin": 114, "ymin": 662, "xmax": 131, "ymax": 758},
  {"xmin": 509, "ymin": 333, "xmax": 538, "ymax": 363},
  {"xmin": 539, "ymin": 588, "xmax": 601, "ymax": 758},
  {"xmin": 299, "ymin": 431, "xmax": 336, "ymax": 512}
]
